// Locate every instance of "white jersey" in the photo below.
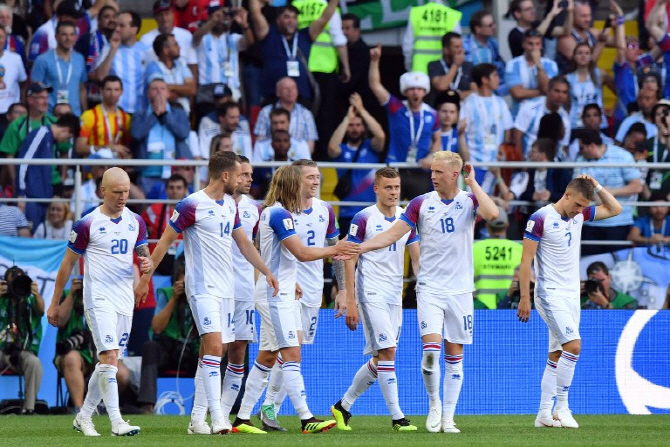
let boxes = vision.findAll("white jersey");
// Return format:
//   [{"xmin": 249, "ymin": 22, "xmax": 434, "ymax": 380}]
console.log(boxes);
[
  {"xmin": 68, "ymin": 207, "xmax": 147, "ymax": 316},
  {"xmin": 169, "ymin": 190, "xmax": 241, "ymax": 299},
  {"xmin": 401, "ymin": 190, "xmax": 479, "ymax": 295},
  {"xmin": 292, "ymin": 198, "xmax": 339, "ymax": 307},
  {"xmin": 348, "ymin": 205, "xmax": 418, "ymax": 305},
  {"xmin": 255, "ymin": 203, "xmax": 298, "ymax": 304},
  {"xmin": 232, "ymin": 195, "xmax": 261, "ymax": 301},
  {"xmin": 525, "ymin": 204, "xmax": 596, "ymax": 298}
]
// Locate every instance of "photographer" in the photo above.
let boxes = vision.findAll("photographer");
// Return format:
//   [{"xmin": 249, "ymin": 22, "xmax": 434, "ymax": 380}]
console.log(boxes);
[
  {"xmin": 495, "ymin": 265, "xmax": 536, "ymax": 310},
  {"xmin": 53, "ymin": 277, "xmax": 132, "ymax": 413},
  {"xmin": 136, "ymin": 257, "xmax": 199, "ymax": 414},
  {"xmin": 0, "ymin": 266, "xmax": 44, "ymax": 414},
  {"xmin": 581, "ymin": 261, "xmax": 637, "ymax": 309}
]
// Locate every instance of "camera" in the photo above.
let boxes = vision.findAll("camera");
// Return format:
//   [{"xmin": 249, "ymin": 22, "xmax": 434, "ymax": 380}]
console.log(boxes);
[
  {"xmin": 3, "ymin": 266, "xmax": 33, "ymax": 299},
  {"xmin": 56, "ymin": 329, "xmax": 90, "ymax": 356},
  {"xmin": 584, "ymin": 278, "xmax": 605, "ymax": 295}
]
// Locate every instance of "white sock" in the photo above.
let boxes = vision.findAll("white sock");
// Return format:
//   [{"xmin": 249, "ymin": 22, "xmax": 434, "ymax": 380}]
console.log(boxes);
[
  {"xmin": 191, "ymin": 359, "xmax": 208, "ymax": 423},
  {"xmin": 555, "ymin": 351, "xmax": 579, "ymax": 410},
  {"xmin": 237, "ymin": 361, "xmax": 272, "ymax": 420},
  {"xmin": 79, "ymin": 363, "xmax": 102, "ymax": 419},
  {"xmin": 539, "ymin": 359, "xmax": 558, "ymax": 415},
  {"xmin": 98, "ymin": 364, "xmax": 121, "ymax": 426},
  {"xmin": 422, "ymin": 342, "xmax": 442, "ymax": 405},
  {"xmin": 221, "ymin": 363, "xmax": 244, "ymax": 420},
  {"xmin": 442, "ymin": 354, "xmax": 463, "ymax": 423},
  {"xmin": 201, "ymin": 355, "xmax": 223, "ymax": 422},
  {"xmin": 377, "ymin": 360, "xmax": 403, "ymax": 420},
  {"xmin": 342, "ymin": 359, "xmax": 377, "ymax": 411},
  {"xmin": 262, "ymin": 356, "xmax": 283, "ymax": 407},
  {"xmin": 274, "ymin": 387, "xmax": 287, "ymax": 416},
  {"xmin": 281, "ymin": 361, "xmax": 312, "ymax": 420}
]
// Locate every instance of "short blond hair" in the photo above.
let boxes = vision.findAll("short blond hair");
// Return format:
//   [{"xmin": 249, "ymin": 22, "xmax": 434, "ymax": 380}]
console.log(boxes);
[{"xmin": 433, "ymin": 151, "xmax": 463, "ymax": 171}]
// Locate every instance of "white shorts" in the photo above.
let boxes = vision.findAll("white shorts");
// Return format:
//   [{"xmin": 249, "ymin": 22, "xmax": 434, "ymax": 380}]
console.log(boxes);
[
  {"xmin": 234, "ymin": 300, "xmax": 257, "ymax": 343},
  {"xmin": 359, "ymin": 301, "xmax": 402, "ymax": 356},
  {"xmin": 298, "ymin": 302, "xmax": 319, "ymax": 345},
  {"xmin": 85, "ymin": 307, "xmax": 132, "ymax": 357},
  {"xmin": 257, "ymin": 298, "xmax": 300, "ymax": 352},
  {"xmin": 293, "ymin": 299, "xmax": 302, "ymax": 331},
  {"xmin": 189, "ymin": 294, "xmax": 235, "ymax": 343},
  {"xmin": 535, "ymin": 295, "xmax": 581, "ymax": 352},
  {"xmin": 417, "ymin": 290, "xmax": 474, "ymax": 344}
]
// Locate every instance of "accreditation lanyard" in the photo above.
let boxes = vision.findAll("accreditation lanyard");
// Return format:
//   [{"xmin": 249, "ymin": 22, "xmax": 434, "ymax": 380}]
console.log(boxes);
[
  {"xmin": 440, "ymin": 59, "xmax": 462, "ymax": 90},
  {"xmin": 651, "ymin": 218, "xmax": 667, "ymax": 238},
  {"xmin": 55, "ymin": 52, "xmax": 74, "ymax": 89},
  {"xmin": 218, "ymin": 33, "xmax": 232, "ymax": 63},
  {"xmin": 102, "ymin": 106, "xmax": 122, "ymax": 145},
  {"xmin": 281, "ymin": 34, "xmax": 298, "ymax": 60},
  {"xmin": 653, "ymin": 136, "xmax": 669, "ymax": 164},
  {"xmin": 407, "ymin": 104, "xmax": 425, "ymax": 150}
]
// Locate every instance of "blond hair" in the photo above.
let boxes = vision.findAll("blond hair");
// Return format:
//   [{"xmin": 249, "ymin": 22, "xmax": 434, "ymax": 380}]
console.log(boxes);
[
  {"xmin": 263, "ymin": 165, "xmax": 302, "ymax": 214},
  {"xmin": 433, "ymin": 150, "xmax": 463, "ymax": 171}
]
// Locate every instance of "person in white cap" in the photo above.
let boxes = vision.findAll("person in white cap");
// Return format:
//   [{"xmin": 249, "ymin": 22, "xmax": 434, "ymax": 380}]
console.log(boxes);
[{"xmin": 369, "ymin": 43, "xmax": 440, "ymax": 199}]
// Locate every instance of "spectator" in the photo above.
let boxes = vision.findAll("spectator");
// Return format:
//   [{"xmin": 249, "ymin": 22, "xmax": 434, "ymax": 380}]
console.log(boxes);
[
  {"xmin": 620, "ymin": 123, "xmax": 648, "ymax": 179},
  {"xmin": 507, "ymin": 0, "xmax": 574, "ymax": 58},
  {"xmin": 254, "ymin": 77, "xmax": 317, "ymax": 152},
  {"xmin": 33, "ymin": 198, "xmax": 73, "ymax": 239},
  {"xmin": 197, "ymin": 83, "xmax": 250, "ymax": 134},
  {"xmin": 192, "ymin": 6, "xmax": 252, "ymax": 114},
  {"xmin": 76, "ymin": 75, "xmax": 131, "ymax": 158},
  {"xmin": 574, "ymin": 130, "xmax": 643, "ymax": 255},
  {"xmin": 513, "ymin": 75, "xmax": 571, "ymax": 158},
  {"xmin": 0, "ymin": 26, "xmax": 27, "ymax": 126},
  {"xmin": 252, "ymin": 107, "xmax": 311, "ymax": 163},
  {"xmin": 140, "ymin": 0, "xmax": 198, "ymax": 73},
  {"xmin": 461, "ymin": 63, "xmax": 513, "ymax": 184},
  {"xmin": 403, "ymin": 0, "xmax": 462, "ymax": 73},
  {"xmin": 173, "ymin": 0, "xmax": 220, "ymax": 33},
  {"xmin": 328, "ymin": 92, "xmax": 384, "ymax": 237},
  {"xmin": 198, "ymin": 101, "xmax": 252, "ymax": 159},
  {"xmin": 248, "ymin": 0, "xmax": 340, "ymax": 102},
  {"xmin": 0, "ymin": 4, "xmax": 27, "ymax": 66},
  {"xmin": 31, "ymin": 20, "xmax": 88, "ymax": 116},
  {"xmin": 628, "ymin": 192, "xmax": 670, "ymax": 245},
  {"xmin": 568, "ymin": 103, "xmax": 614, "ymax": 161},
  {"xmin": 0, "ymin": 102, "xmax": 27, "ymax": 140},
  {"xmin": 0, "ymin": 196, "xmax": 30, "ymax": 236},
  {"xmin": 646, "ymin": 99, "xmax": 670, "ymax": 200},
  {"xmin": 130, "ymin": 78, "xmax": 191, "ymax": 196},
  {"xmin": 93, "ymin": 11, "xmax": 147, "ymax": 114},
  {"xmin": 137, "ymin": 258, "xmax": 199, "ymax": 414},
  {"xmin": 251, "ymin": 129, "xmax": 295, "ymax": 197},
  {"xmin": 581, "ymin": 261, "xmax": 637, "ymax": 309},
  {"xmin": 505, "ymin": 29, "xmax": 558, "ymax": 117},
  {"xmin": 369, "ymin": 44, "xmax": 440, "ymax": 199},
  {"xmin": 16, "ymin": 113, "xmax": 80, "ymax": 231},
  {"xmin": 645, "ymin": 0, "xmax": 670, "ymax": 101},
  {"xmin": 52, "ymin": 276, "xmax": 131, "ymax": 413},
  {"xmin": 537, "ymin": 112, "xmax": 567, "ymax": 160},
  {"xmin": 616, "ymin": 87, "xmax": 658, "ymax": 144},
  {"xmin": 462, "ymin": 10, "xmax": 506, "ymax": 95},
  {"xmin": 428, "ymin": 32, "xmax": 475, "ymax": 100},
  {"xmin": 146, "ymin": 33, "xmax": 196, "ymax": 115},
  {"xmin": 0, "ymin": 266, "xmax": 44, "ymax": 414},
  {"xmin": 75, "ymin": 3, "xmax": 118, "ymax": 106},
  {"xmin": 473, "ymin": 206, "xmax": 522, "ymax": 309},
  {"xmin": 435, "ymin": 90, "xmax": 467, "ymax": 157},
  {"xmin": 141, "ymin": 174, "xmax": 188, "ymax": 275},
  {"xmin": 494, "ymin": 265, "xmax": 536, "ymax": 309},
  {"xmin": 210, "ymin": 133, "xmax": 233, "ymax": 154},
  {"xmin": 566, "ymin": 42, "xmax": 609, "ymax": 129}
]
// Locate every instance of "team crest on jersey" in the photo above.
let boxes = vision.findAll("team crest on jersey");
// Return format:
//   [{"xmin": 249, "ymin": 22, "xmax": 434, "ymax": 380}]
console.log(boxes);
[
  {"xmin": 99, "ymin": 227, "xmax": 106, "ymax": 234},
  {"xmin": 525, "ymin": 220, "xmax": 535, "ymax": 232},
  {"xmin": 170, "ymin": 210, "xmax": 180, "ymax": 222},
  {"xmin": 378, "ymin": 333, "xmax": 387, "ymax": 342},
  {"xmin": 455, "ymin": 202, "xmax": 462, "ymax": 210},
  {"xmin": 128, "ymin": 223, "xmax": 135, "ymax": 231},
  {"xmin": 105, "ymin": 335, "xmax": 113, "ymax": 343},
  {"xmin": 203, "ymin": 317, "xmax": 211, "ymax": 326},
  {"xmin": 565, "ymin": 326, "xmax": 573, "ymax": 335},
  {"xmin": 243, "ymin": 211, "xmax": 251, "ymax": 219},
  {"xmin": 69, "ymin": 230, "xmax": 77, "ymax": 243},
  {"xmin": 283, "ymin": 218, "xmax": 294, "ymax": 230},
  {"xmin": 349, "ymin": 224, "xmax": 358, "ymax": 236},
  {"xmin": 208, "ymin": 210, "xmax": 215, "ymax": 217},
  {"xmin": 319, "ymin": 214, "xmax": 325, "ymax": 223},
  {"xmin": 288, "ymin": 331, "xmax": 295, "ymax": 340}
]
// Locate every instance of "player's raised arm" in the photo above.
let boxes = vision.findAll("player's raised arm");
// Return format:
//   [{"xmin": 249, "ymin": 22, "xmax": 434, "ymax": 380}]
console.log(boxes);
[
  {"xmin": 518, "ymin": 237, "xmax": 539, "ymax": 323},
  {"xmin": 358, "ymin": 219, "xmax": 411, "ymax": 253},
  {"xmin": 232, "ymin": 227, "xmax": 280, "ymax": 296},
  {"xmin": 576, "ymin": 174, "xmax": 623, "ymax": 221},
  {"xmin": 463, "ymin": 163, "xmax": 499, "ymax": 221}
]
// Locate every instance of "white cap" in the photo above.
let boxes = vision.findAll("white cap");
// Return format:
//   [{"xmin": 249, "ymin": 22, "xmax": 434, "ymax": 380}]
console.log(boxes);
[{"xmin": 399, "ymin": 71, "xmax": 430, "ymax": 95}]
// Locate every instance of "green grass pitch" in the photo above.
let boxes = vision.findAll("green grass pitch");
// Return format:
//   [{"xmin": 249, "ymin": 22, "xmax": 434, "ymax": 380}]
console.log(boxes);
[{"xmin": 3, "ymin": 414, "xmax": 670, "ymax": 447}]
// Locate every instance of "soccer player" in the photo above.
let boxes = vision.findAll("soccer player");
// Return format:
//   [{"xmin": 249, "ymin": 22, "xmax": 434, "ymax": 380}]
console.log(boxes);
[
  {"xmin": 220, "ymin": 156, "xmax": 263, "ymax": 424},
  {"xmin": 330, "ymin": 167, "xmax": 420, "ymax": 431},
  {"xmin": 232, "ymin": 165, "xmax": 359, "ymax": 434},
  {"xmin": 353, "ymin": 151, "xmax": 499, "ymax": 433},
  {"xmin": 518, "ymin": 175, "xmax": 622, "ymax": 428},
  {"xmin": 134, "ymin": 152, "xmax": 280, "ymax": 435},
  {"xmin": 47, "ymin": 167, "xmax": 150, "ymax": 437},
  {"xmin": 258, "ymin": 159, "xmax": 345, "ymax": 431}
]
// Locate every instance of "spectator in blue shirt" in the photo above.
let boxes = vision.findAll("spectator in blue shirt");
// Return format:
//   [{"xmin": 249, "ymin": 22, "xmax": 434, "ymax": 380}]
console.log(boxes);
[
  {"xmin": 628, "ymin": 192, "xmax": 670, "ymax": 246},
  {"xmin": 328, "ymin": 92, "xmax": 385, "ymax": 237},
  {"xmin": 463, "ymin": 10, "xmax": 507, "ymax": 95}
]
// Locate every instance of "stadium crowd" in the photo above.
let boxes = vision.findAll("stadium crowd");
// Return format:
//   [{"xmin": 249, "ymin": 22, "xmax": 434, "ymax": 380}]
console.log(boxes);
[{"xmin": 1, "ymin": 0, "xmax": 670, "ymax": 423}]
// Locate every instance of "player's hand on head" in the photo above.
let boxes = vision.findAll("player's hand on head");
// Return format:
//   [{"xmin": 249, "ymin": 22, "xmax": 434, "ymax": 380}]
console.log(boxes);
[
  {"xmin": 576, "ymin": 174, "xmax": 597, "ymax": 187},
  {"xmin": 463, "ymin": 163, "xmax": 474, "ymax": 185}
]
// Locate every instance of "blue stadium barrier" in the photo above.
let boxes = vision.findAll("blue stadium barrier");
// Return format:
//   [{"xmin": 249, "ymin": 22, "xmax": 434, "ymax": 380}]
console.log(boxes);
[{"xmin": 3, "ymin": 309, "xmax": 666, "ymax": 415}]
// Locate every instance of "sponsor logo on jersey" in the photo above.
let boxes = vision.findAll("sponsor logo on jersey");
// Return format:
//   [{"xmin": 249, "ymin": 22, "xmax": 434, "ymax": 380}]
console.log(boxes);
[
  {"xmin": 525, "ymin": 220, "xmax": 535, "ymax": 232},
  {"xmin": 170, "ymin": 210, "xmax": 180, "ymax": 222},
  {"xmin": 99, "ymin": 227, "xmax": 106, "ymax": 234},
  {"xmin": 283, "ymin": 218, "xmax": 294, "ymax": 230},
  {"xmin": 203, "ymin": 317, "xmax": 211, "ymax": 326},
  {"xmin": 105, "ymin": 335, "xmax": 113, "ymax": 343},
  {"xmin": 553, "ymin": 222, "xmax": 560, "ymax": 229},
  {"xmin": 349, "ymin": 224, "xmax": 358, "ymax": 236},
  {"xmin": 428, "ymin": 206, "xmax": 435, "ymax": 212},
  {"xmin": 69, "ymin": 230, "xmax": 77, "ymax": 243},
  {"xmin": 375, "ymin": 224, "xmax": 383, "ymax": 231}
]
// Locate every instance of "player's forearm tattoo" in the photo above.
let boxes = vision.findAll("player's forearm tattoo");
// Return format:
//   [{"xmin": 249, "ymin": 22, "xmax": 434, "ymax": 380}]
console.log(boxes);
[
  {"xmin": 328, "ymin": 237, "xmax": 346, "ymax": 290},
  {"xmin": 135, "ymin": 244, "xmax": 150, "ymax": 259}
]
